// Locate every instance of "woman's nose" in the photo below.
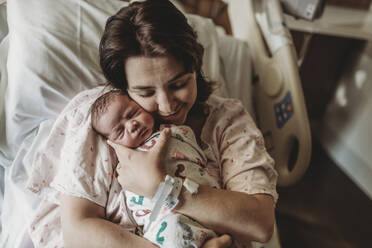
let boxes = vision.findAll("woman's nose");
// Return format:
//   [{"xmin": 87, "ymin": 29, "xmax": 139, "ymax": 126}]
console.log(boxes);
[{"xmin": 157, "ymin": 91, "xmax": 175, "ymax": 114}]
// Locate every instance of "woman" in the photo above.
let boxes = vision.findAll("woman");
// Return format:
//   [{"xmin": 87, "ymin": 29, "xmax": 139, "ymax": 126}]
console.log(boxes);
[{"xmin": 59, "ymin": 0, "xmax": 278, "ymax": 247}]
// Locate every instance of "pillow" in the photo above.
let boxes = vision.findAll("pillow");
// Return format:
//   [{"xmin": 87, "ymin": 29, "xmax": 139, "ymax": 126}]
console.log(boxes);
[
  {"xmin": 5, "ymin": 0, "xmax": 247, "ymax": 155},
  {"xmin": 5, "ymin": 0, "xmax": 128, "ymax": 155},
  {"xmin": 0, "ymin": 4, "xmax": 7, "ymax": 42}
]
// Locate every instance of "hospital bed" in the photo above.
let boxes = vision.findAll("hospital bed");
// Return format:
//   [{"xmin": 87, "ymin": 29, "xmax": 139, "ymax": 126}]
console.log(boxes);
[{"xmin": 0, "ymin": 0, "xmax": 311, "ymax": 247}]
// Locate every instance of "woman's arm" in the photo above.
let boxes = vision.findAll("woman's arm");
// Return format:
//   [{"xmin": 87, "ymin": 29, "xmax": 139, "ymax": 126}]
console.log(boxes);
[
  {"xmin": 60, "ymin": 194, "xmax": 234, "ymax": 247},
  {"xmin": 60, "ymin": 194, "xmax": 157, "ymax": 248},
  {"xmin": 176, "ymin": 187, "xmax": 275, "ymax": 243}
]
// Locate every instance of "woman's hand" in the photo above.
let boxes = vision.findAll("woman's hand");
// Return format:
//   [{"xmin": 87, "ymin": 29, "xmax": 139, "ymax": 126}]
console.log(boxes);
[
  {"xmin": 203, "ymin": 234, "xmax": 233, "ymax": 248},
  {"xmin": 108, "ymin": 128, "xmax": 171, "ymax": 198}
]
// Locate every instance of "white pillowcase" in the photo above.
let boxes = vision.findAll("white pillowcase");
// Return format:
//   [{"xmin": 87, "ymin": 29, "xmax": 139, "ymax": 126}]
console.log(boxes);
[
  {"xmin": 5, "ymin": 0, "xmax": 250, "ymax": 155},
  {"xmin": 5, "ymin": 0, "xmax": 128, "ymax": 155},
  {"xmin": 0, "ymin": 4, "xmax": 7, "ymax": 42}
]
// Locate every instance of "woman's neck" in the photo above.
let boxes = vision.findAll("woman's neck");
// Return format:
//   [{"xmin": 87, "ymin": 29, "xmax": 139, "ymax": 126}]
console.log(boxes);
[{"xmin": 185, "ymin": 104, "xmax": 207, "ymax": 146}]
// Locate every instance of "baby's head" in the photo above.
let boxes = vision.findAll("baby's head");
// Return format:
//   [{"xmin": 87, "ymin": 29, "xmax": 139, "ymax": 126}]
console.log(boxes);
[{"xmin": 91, "ymin": 90, "xmax": 154, "ymax": 148}]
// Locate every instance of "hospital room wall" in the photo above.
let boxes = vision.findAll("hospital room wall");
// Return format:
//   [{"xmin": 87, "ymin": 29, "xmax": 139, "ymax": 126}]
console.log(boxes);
[
  {"xmin": 290, "ymin": 28, "xmax": 372, "ymax": 197},
  {"xmin": 291, "ymin": 31, "xmax": 366, "ymax": 120}
]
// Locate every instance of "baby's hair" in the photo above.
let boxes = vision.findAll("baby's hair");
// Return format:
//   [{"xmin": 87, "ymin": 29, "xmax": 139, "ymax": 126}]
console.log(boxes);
[{"xmin": 90, "ymin": 90, "xmax": 128, "ymax": 134}]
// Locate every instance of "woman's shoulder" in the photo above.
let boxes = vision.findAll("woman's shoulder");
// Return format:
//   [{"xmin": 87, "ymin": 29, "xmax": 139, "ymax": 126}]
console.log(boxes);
[
  {"xmin": 203, "ymin": 94, "xmax": 256, "ymax": 135},
  {"xmin": 206, "ymin": 94, "xmax": 247, "ymax": 114}
]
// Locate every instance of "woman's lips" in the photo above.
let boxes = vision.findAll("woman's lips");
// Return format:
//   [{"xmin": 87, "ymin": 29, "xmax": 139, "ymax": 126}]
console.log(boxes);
[{"xmin": 159, "ymin": 105, "xmax": 183, "ymax": 119}]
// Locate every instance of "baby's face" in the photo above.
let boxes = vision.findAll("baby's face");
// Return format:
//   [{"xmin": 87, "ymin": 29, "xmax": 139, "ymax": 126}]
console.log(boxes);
[{"xmin": 96, "ymin": 95, "xmax": 154, "ymax": 148}]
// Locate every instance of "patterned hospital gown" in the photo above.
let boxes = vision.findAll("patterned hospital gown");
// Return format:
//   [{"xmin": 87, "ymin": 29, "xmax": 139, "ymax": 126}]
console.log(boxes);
[{"xmin": 27, "ymin": 86, "xmax": 278, "ymax": 248}]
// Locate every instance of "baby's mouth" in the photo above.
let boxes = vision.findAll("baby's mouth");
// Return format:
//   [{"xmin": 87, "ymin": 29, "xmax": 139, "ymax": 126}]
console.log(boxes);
[{"xmin": 138, "ymin": 127, "xmax": 148, "ymax": 138}]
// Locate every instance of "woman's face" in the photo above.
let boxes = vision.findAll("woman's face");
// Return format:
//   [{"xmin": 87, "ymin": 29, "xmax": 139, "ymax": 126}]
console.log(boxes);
[{"xmin": 125, "ymin": 55, "xmax": 197, "ymax": 125}]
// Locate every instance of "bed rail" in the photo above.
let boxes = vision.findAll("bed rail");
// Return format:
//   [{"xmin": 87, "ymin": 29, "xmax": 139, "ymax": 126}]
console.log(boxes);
[{"xmin": 228, "ymin": 0, "xmax": 312, "ymax": 186}]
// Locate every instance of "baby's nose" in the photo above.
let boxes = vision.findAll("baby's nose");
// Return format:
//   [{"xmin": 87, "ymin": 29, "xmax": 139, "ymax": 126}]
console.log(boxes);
[{"xmin": 127, "ymin": 120, "xmax": 139, "ymax": 132}]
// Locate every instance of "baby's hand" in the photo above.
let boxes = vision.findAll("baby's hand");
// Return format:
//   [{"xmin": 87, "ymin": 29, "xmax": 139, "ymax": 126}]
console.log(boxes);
[{"xmin": 108, "ymin": 128, "xmax": 171, "ymax": 198}]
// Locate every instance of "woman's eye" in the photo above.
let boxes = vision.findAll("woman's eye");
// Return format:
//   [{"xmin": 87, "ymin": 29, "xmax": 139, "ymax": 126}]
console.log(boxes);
[
  {"xmin": 170, "ymin": 80, "xmax": 188, "ymax": 90},
  {"xmin": 138, "ymin": 91, "xmax": 155, "ymax": 97}
]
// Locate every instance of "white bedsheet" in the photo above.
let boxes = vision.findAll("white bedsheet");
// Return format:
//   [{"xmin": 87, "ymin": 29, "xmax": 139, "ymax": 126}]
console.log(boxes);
[{"xmin": 0, "ymin": 1, "xmax": 253, "ymax": 247}]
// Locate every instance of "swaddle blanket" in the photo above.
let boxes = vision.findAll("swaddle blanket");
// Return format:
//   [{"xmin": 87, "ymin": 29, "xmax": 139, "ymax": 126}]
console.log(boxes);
[{"xmin": 125, "ymin": 125, "xmax": 219, "ymax": 247}]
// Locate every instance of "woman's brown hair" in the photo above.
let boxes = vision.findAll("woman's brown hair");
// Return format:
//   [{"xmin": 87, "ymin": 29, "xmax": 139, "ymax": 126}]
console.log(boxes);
[{"xmin": 99, "ymin": 0, "xmax": 214, "ymax": 104}]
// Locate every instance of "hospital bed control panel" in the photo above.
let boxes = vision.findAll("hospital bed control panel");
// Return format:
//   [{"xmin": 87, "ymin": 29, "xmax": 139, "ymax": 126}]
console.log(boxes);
[{"xmin": 274, "ymin": 91, "xmax": 294, "ymax": 128}]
